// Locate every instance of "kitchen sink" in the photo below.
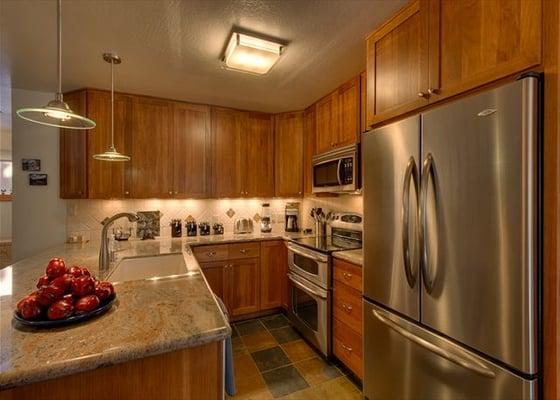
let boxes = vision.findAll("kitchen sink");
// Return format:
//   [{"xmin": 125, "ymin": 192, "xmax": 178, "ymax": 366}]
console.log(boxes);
[{"xmin": 106, "ymin": 253, "xmax": 188, "ymax": 282}]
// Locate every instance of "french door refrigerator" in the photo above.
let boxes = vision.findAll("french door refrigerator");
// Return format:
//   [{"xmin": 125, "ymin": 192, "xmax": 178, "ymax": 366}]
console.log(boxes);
[{"xmin": 362, "ymin": 75, "xmax": 540, "ymax": 399}]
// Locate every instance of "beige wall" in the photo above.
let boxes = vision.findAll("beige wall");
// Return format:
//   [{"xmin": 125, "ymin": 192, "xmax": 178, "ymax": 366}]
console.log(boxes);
[{"xmin": 12, "ymin": 89, "xmax": 66, "ymax": 261}]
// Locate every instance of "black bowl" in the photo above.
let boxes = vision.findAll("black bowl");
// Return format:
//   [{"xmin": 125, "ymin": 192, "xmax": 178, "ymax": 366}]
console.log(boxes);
[{"xmin": 13, "ymin": 294, "xmax": 117, "ymax": 328}]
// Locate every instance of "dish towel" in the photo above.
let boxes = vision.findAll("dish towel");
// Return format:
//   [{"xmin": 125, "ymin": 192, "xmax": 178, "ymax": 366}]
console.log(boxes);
[{"xmin": 215, "ymin": 296, "xmax": 236, "ymax": 396}]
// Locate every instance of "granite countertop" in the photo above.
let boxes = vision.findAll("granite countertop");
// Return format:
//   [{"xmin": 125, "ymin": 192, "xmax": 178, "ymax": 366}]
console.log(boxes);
[
  {"xmin": 333, "ymin": 249, "xmax": 363, "ymax": 266},
  {"xmin": 0, "ymin": 232, "xmax": 304, "ymax": 390}
]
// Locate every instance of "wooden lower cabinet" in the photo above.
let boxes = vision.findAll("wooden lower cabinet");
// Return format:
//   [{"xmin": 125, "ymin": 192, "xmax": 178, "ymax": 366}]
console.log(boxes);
[
  {"xmin": 260, "ymin": 240, "xmax": 287, "ymax": 310},
  {"xmin": 228, "ymin": 258, "xmax": 260, "ymax": 317},
  {"xmin": 199, "ymin": 261, "xmax": 226, "ymax": 303},
  {"xmin": 332, "ymin": 258, "xmax": 363, "ymax": 379},
  {"xmin": 0, "ymin": 341, "xmax": 223, "ymax": 400}
]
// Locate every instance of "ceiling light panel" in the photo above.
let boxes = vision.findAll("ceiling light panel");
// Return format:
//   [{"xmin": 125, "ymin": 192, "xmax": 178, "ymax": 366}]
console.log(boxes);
[{"xmin": 223, "ymin": 32, "xmax": 284, "ymax": 75}]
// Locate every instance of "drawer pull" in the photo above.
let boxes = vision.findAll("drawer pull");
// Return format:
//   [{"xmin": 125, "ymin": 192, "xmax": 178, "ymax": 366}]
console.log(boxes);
[
  {"xmin": 341, "ymin": 343, "xmax": 353, "ymax": 353},
  {"xmin": 342, "ymin": 272, "xmax": 353, "ymax": 280},
  {"xmin": 206, "ymin": 251, "xmax": 216, "ymax": 257},
  {"xmin": 239, "ymin": 249, "xmax": 248, "ymax": 254},
  {"xmin": 342, "ymin": 304, "xmax": 353, "ymax": 313}
]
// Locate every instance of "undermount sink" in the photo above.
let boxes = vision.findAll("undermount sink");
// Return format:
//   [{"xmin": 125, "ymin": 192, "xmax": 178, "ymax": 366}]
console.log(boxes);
[{"xmin": 107, "ymin": 253, "xmax": 188, "ymax": 282}]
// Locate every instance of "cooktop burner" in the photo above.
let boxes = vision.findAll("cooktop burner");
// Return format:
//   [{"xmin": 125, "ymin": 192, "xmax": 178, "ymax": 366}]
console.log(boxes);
[{"xmin": 292, "ymin": 235, "xmax": 362, "ymax": 254}]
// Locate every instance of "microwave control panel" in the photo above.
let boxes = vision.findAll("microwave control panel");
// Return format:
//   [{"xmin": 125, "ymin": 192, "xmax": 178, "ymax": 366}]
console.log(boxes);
[{"xmin": 340, "ymin": 157, "xmax": 354, "ymax": 184}]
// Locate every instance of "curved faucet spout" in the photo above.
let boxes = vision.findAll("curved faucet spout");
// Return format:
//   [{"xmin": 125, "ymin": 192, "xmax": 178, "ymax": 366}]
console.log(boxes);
[{"xmin": 99, "ymin": 212, "xmax": 139, "ymax": 275}]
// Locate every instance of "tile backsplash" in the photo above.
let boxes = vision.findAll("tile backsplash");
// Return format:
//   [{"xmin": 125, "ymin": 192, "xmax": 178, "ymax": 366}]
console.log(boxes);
[{"xmin": 65, "ymin": 195, "xmax": 363, "ymax": 242}]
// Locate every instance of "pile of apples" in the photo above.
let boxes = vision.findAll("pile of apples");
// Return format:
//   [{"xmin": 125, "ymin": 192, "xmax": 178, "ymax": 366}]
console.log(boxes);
[{"xmin": 16, "ymin": 257, "xmax": 115, "ymax": 321}]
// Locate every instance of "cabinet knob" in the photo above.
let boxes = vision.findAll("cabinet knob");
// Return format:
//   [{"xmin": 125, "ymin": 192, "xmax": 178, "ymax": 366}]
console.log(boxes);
[
  {"xmin": 343, "ymin": 272, "xmax": 353, "ymax": 280},
  {"xmin": 341, "ymin": 343, "xmax": 353, "ymax": 353},
  {"xmin": 168, "ymin": 191, "xmax": 173, "ymax": 195},
  {"xmin": 239, "ymin": 249, "xmax": 248, "ymax": 254},
  {"xmin": 428, "ymin": 88, "xmax": 439, "ymax": 95},
  {"xmin": 342, "ymin": 303, "xmax": 353, "ymax": 313},
  {"xmin": 207, "ymin": 251, "xmax": 216, "ymax": 257},
  {"xmin": 417, "ymin": 92, "xmax": 429, "ymax": 98}
]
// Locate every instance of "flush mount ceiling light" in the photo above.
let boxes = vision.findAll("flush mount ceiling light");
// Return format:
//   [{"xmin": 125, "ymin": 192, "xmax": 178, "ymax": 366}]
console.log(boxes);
[
  {"xmin": 92, "ymin": 53, "xmax": 130, "ymax": 162},
  {"xmin": 223, "ymin": 32, "xmax": 285, "ymax": 75},
  {"xmin": 16, "ymin": 0, "xmax": 95, "ymax": 130}
]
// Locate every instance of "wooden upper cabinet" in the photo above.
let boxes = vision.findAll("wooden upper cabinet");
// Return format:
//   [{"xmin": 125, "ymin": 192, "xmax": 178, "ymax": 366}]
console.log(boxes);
[
  {"xmin": 211, "ymin": 108, "xmax": 243, "ymax": 198},
  {"xmin": 366, "ymin": 0, "xmax": 429, "ymax": 126},
  {"xmin": 275, "ymin": 112, "xmax": 304, "ymax": 197},
  {"xmin": 337, "ymin": 76, "xmax": 360, "ymax": 147},
  {"xmin": 428, "ymin": 0, "xmax": 542, "ymax": 102},
  {"xmin": 60, "ymin": 91, "xmax": 87, "ymax": 199},
  {"xmin": 243, "ymin": 113, "xmax": 274, "ymax": 197},
  {"xmin": 360, "ymin": 71, "xmax": 367, "ymax": 133},
  {"xmin": 303, "ymin": 105, "xmax": 316, "ymax": 196},
  {"xmin": 315, "ymin": 91, "xmax": 339, "ymax": 154},
  {"xmin": 173, "ymin": 103, "xmax": 210, "ymax": 198},
  {"xmin": 129, "ymin": 97, "xmax": 174, "ymax": 198},
  {"xmin": 87, "ymin": 90, "xmax": 130, "ymax": 199}
]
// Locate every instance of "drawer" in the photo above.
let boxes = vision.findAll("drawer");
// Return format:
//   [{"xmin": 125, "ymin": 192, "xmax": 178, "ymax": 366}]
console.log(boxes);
[
  {"xmin": 333, "ymin": 318, "xmax": 363, "ymax": 379},
  {"xmin": 333, "ymin": 258, "xmax": 362, "ymax": 293},
  {"xmin": 228, "ymin": 242, "xmax": 260, "ymax": 260},
  {"xmin": 333, "ymin": 282, "xmax": 362, "ymax": 335},
  {"xmin": 192, "ymin": 244, "xmax": 229, "ymax": 262}
]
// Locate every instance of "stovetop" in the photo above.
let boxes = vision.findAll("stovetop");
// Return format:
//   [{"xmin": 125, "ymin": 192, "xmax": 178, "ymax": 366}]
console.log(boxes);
[{"xmin": 292, "ymin": 235, "xmax": 362, "ymax": 254}]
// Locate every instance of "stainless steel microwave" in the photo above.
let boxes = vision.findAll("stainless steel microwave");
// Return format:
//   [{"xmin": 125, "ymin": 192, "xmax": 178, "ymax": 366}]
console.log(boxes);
[{"xmin": 312, "ymin": 144, "xmax": 359, "ymax": 193}]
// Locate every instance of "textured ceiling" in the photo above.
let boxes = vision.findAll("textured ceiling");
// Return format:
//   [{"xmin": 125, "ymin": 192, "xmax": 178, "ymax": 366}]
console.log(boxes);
[{"xmin": 1, "ymin": 0, "xmax": 405, "ymax": 113}]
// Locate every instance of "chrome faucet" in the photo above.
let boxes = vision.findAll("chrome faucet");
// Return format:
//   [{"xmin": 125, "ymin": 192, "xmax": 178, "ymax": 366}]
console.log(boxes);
[{"xmin": 99, "ymin": 212, "xmax": 139, "ymax": 274}]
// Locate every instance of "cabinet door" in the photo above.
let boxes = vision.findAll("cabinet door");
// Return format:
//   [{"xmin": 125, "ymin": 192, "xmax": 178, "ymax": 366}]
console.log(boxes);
[
  {"xmin": 173, "ymin": 103, "xmax": 210, "ymax": 198},
  {"xmin": 260, "ymin": 240, "xmax": 287, "ymax": 310},
  {"xmin": 211, "ymin": 108, "xmax": 243, "ymax": 198},
  {"xmin": 315, "ymin": 92, "xmax": 338, "ymax": 154},
  {"xmin": 275, "ymin": 112, "xmax": 304, "ymax": 197},
  {"xmin": 303, "ymin": 106, "xmax": 316, "ymax": 196},
  {"xmin": 337, "ymin": 76, "xmax": 360, "ymax": 147},
  {"xmin": 87, "ymin": 90, "xmax": 130, "ymax": 199},
  {"xmin": 243, "ymin": 112, "xmax": 274, "ymax": 197},
  {"xmin": 130, "ymin": 97, "xmax": 173, "ymax": 198},
  {"xmin": 60, "ymin": 91, "xmax": 87, "ymax": 199},
  {"xmin": 200, "ymin": 262, "xmax": 226, "ymax": 307},
  {"xmin": 360, "ymin": 71, "xmax": 367, "ymax": 133},
  {"xmin": 227, "ymin": 258, "xmax": 260, "ymax": 317},
  {"xmin": 366, "ymin": 0, "xmax": 429, "ymax": 125},
  {"xmin": 428, "ymin": 0, "xmax": 542, "ymax": 102}
]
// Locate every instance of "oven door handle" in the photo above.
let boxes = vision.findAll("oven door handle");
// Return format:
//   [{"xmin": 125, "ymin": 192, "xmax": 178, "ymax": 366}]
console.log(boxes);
[
  {"xmin": 288, "ymin": 273, "xmax": 328, "ymax": 299},
  {"xmin": 287, "ymin": 243, "xmax": 328, "ymax": 263}
]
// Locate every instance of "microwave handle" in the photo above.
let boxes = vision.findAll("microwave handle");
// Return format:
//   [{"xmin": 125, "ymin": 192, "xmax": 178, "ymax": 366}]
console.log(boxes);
[{"xmin": 337, "ymin": 159, "xmax": 343, "ymax": 185}]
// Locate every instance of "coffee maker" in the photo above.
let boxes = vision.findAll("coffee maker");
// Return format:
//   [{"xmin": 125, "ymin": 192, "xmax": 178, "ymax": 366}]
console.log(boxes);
[{"xmin": 285, "ymin": 202, "xmax": 300, "ymax": 232}]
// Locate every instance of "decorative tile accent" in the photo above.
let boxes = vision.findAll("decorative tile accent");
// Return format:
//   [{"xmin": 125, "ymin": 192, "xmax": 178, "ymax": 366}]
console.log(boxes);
[
  {"xmin": 253, "ymin": 213, "xmax": 261, "ymax": 222},
  {"xmin": 226, "ymin": 208, "xmax": 236, "ymax": 218},
  {"xmin": 136, "ymin": 211, "xmax": 161, "ymax": 239}
]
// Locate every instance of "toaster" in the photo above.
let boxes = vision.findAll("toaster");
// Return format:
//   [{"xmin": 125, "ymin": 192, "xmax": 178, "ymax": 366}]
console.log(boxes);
[{"xmin": 234, "ymin": 218, "xmax": 254, "ymax": 234}]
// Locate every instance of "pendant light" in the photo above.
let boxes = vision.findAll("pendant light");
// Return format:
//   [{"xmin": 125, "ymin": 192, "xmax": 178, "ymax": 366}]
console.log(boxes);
[
  {"xmin": 92, "ymin": 53, "xmax": 130, "ymax": 162},
  {"xmin": 16, "ymin": 0, "xmax": 96, "ymax": 130}
]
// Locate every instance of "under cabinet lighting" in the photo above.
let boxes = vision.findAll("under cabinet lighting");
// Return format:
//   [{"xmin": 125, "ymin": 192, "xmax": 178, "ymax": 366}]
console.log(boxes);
[{"xmin": 223, "ymin": 32, "xmax": 284, "ymax": 75}]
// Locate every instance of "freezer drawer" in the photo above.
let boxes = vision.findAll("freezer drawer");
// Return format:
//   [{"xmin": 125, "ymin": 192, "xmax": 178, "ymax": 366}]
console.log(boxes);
[{"xmin": 363, "ymin": 300, "xmax": 537, "ymax": 400}]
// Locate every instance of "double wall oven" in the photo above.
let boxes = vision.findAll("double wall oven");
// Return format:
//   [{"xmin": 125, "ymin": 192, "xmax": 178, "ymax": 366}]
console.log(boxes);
[{"xmin": 287, "ymin": 214, "xmax": 362, "ymax": 356}]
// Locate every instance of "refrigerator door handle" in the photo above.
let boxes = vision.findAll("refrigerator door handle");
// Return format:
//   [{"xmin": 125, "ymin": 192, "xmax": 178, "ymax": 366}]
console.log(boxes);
[
  {"xmin": 371, "ymin": 309, "xmax": 496, "ymax": 378},
  {"xmin": 402, "ymin": 156, "xmax": 418, "ymax": 288},
  {"xmin": 419, "ymin": 153, "xmax": 435, "ymax": 294}
]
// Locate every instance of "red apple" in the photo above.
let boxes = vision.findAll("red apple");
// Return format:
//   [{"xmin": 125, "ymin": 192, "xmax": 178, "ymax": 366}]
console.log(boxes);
[
  {"xmin": 75, "ymin": 295, "xmax": 100, "ymax": 314},
  {"xmin": 36, "ymin": 284, "xmax": 65, "ymax": 307},
  {"xmin": 62, "ymin": 293, "xmax": 74, "ymax": 302},
  {"xmin": 47, "ymin": 299, "xmax": 74, "ymax": 320},
  {"xmin": 51, "ymin": 274, "xmax": 74, "ymax": 293},
  {"xmin": 81, "ymin": 267, "xmax": 91, "ymax": 277},
  {"xmin": 68, "ymin": 266, "xmax": 83, "ymax": 278},
  {"xmin": 17, "ymin": 295, "xmax": 42, "ymax": 320},
  {"xmin": 71, "ymin": 276, "xmax": 95, "ymax": 297},
  {"xmin": 95, "ymin": 281, "xmax": 114, "ymax": 302},
  {"xmin": 36, "ymin": 275, "xmax": 50, "ymax": 288},
  {"xmin": 46, "ymin": 258, "xmax": 67, "ymax": 279}
]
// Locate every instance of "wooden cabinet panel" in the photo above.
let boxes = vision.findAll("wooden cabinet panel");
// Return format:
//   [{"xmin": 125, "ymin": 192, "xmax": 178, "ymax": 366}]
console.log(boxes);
[
  {"xmin": 333, "ymin": 318, "xmax": 363, "ymax": 379},
  {"xmin": 260, "ymin": 240, "xmax": 287, "ymax": 310},
  {"xmin": 192, "ymin": 244, "xmax": 230, "ymax": 262},
  {"xmin": 227, "ymin": 258, "xmax": 260, "ymax": 317},
  {"xmin": 243, "ymin": 113, "xmax": 274, "ymax": 197},
  {"xmin": 333, "ymin": 258, "xmax": 362, "ymax": 293},
  {"xmin": 228, "ymin": 242, "xmax": 261, "ymax": 260},
  {"xmin": 200, "ymin": 261, "xmax": 226, "ymax": 305},
  {"xmin": 173, "ymin": 103, "xmax": 210, "ymax": 198},
  {"xmin": 315, "ymin": 92, "xmax": 339, "ymax": 154},
  {"xmin": 333, "ymin": 281, "xmax": 362, "ymax": 335},
  {"xmin": 337, "ymin": 76, "xmax": 360, "ymax": 147},
  {"xmin": 211, "ymin": 108, "xmax": 243, "ymax": 198},
  {"xmin": 303, "ymin": 105, "xmax": 316, "ymax": 196},
  {"xmin": 86, "ymin": 90, "xmax": 130, "ymax": 199},
  {"xmin": 275, "ymin": 112, "xmax": 304, "ymax": 197},
  {"xmin": 360, "ymin": 71, "xmax": 367, "ymax": 132},
  {"xmin": 366, "ymin": 0, "xmax": 429, "ymax": 125},
  {"xmin": 129, "ymin": 97, "xmax": 173, "ymax": 198},
  {"xmin": 428, "ymin": 0, "xmax": 542, "ymax": 102},
  {"xmin": 60, "ymin": 91, "xmax": 87, "ymax": 199}
]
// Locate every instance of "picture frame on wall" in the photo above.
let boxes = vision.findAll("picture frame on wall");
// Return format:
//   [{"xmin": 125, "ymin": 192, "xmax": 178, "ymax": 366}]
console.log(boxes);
[
  {"xmin": 29, "ymin": 173, "xmax": 47, "ymax": 186},
  {"xmin": 22, "ymin": 159, "xmax": 41, "ymax": 171}
]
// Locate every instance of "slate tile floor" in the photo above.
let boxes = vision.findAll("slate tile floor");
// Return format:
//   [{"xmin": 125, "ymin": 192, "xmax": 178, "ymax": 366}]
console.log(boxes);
[{"xmin": 228, "ymin": 314, "xmax": 361, "ymax": 400}]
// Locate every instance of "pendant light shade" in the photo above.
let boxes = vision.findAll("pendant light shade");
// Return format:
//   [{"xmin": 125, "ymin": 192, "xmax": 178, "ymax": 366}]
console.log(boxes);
[
  {"xmin": 16, "ymin": 0, "xmax": 95, "ymax": 130},
  {"xmin": 92, "ymin": 53, "xmax": 130, "ymax": 162}
]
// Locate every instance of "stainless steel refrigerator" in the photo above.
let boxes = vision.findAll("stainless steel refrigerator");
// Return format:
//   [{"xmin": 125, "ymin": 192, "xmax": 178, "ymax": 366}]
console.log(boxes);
[{"xmin": 362, "ymin": 76, "xmax": 540, "ymax": 399}]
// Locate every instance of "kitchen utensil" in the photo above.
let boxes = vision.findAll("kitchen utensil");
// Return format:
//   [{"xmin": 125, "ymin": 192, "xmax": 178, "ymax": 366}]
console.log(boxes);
[
  {"xmin": 234, "ymin": 218, "xmax": 254, "ymax": 234},
  {"xmin": 213, "ymin": 223, "xmax": 224, "ymax": 235},
  {"xmin": 199, "ymin": 222, "xmax": 211, "ymax": 236},
  {"xmin": 170, "ymin": 219, "xmax": 182, "ymax": 237},
  {"xmin": 186, "ymin": 220, "xmax": 197, "ymax": 236}
]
